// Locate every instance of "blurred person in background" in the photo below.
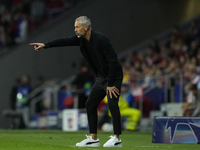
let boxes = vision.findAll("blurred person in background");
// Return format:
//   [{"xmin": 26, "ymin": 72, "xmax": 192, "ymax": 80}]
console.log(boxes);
[
  {"xmin": 30, "ymin": 0, "xmax": 45, "ymax": 26},
  {"xmin": 182, "ymin": 84, "xmax": 198, "ymax": 116},
  {"xmin": 16, "ymin": 74, "xmax": 31, "ymax": 128},
  {"xmin": 149, "ymin": 39, "xmax": 160, "ymax": 54},
  {"xmin": 71, "ymin": 61, "xmax": 95, "ymax": 108},
  {"xmin": 185, "ymin": 21, "xmax": 200, "ymax": 45},
  {"xmin": 30, "ymin": 16, "xmax": 123, "ymax": 147},
  {"xmin": 187, "ymin": 40, "xmax": 199, "ymax": 58},
  {"xmin": 10, "ymin": 78, "xmax": 21, "ymax": 111},
  {"xmin": 172, "ymin": 25, "xmax": 185, "ymax": 39},
  {"xmin": 142, "ymin": 66, "xmax": 156, "ymax": 88},
  {"xmin": 14, "ymin": 12, "xmax": 28, "ymax": 43},
  {"xmin": 42, "ymin": 78, "xmax": 54, "ymax": 110}
]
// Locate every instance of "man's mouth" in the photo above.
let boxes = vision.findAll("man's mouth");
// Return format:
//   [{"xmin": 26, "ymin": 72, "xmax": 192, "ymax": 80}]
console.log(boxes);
[{"xmin": 75, "ymin": 33, "xmax": 81, "ymax": 38}]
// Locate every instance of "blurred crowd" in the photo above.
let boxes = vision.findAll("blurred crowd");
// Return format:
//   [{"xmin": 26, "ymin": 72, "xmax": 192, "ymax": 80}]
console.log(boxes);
[
  {"xmin": 120, "ymin": 21, "xmax": 200, "ymax": 88},
  {"xmin": 0, "ymin": 0, "xmax": 85, "ymax": 52},
  {"xmin": 119, "ymin": 20, "xmax": 200, "ymax": 118}
]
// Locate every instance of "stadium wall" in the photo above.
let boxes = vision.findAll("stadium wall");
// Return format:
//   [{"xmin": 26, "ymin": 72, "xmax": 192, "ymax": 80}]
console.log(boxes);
[{"xmin": 1, "ymin": 0, "xmax": 200, "ymax": 128}]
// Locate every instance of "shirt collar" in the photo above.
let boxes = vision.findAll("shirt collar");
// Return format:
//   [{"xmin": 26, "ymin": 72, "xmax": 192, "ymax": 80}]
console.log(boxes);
[{"xmin": 81, "ymin": 30, "xmax": 94, "ymax": 43}]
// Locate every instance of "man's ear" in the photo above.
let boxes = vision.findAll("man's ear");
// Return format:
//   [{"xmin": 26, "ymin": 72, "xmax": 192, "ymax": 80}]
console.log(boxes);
[{"xmin": 84, "ymin": 25, "xmax": 88, "ymax": 31}]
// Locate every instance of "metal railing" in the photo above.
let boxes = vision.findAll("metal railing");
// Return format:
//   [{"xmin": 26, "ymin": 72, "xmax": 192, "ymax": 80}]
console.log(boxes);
[
  {"xmin": 134, "ymin": 69, "xmax": 184, "ymax": 118},
  {"xmin": 28, "ymin": 69, "xmax": 187, "ymax": 121},
  {"xmin": 29, "ymin": 75, "xmax": 76, "ymax": 116}
]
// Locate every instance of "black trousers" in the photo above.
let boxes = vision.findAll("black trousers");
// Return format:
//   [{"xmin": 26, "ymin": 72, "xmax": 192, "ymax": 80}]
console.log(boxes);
[{"xmin": 85, "ymin": 76, "xmax": 122, "ymax": 135}]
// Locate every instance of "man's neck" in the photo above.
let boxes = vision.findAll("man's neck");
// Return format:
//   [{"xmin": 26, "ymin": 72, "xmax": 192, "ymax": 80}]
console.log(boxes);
[{"xmin": 84, "ymin": 30, "xmax": 91, "ymax": 41}]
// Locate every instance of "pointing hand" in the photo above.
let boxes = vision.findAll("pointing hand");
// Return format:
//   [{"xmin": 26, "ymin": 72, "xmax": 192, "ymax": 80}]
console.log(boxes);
[{"xmin": 29, "ymin": 43, "xmax": 45, "ymax": 51}]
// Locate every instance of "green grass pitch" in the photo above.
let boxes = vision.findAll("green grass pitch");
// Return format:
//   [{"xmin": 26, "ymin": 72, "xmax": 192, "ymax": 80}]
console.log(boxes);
[{"xmin": 0, "ymin": 130, "xmax": 199, "ymax": 150}]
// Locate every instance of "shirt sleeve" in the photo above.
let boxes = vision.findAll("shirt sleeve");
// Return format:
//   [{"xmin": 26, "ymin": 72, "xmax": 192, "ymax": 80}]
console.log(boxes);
[
  {"xmin": 44, "ymin": 35, "xmax": 80, "ymax": 48},
  {"xmin": 99, "ymin": 36, "xmax": 118, "ymax": 86}
]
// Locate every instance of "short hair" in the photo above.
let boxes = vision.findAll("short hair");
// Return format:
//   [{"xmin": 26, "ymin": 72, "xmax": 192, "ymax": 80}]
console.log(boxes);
[{"xmin": 75, "ymin": 16, "xmax": 92, "ymax": 29}]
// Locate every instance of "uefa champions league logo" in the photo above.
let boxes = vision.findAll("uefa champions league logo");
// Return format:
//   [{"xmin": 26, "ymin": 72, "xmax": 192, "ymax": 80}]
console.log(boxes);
[{"xmin": 165, "ymin": 118, "xmax": 200, "ymax": 144}]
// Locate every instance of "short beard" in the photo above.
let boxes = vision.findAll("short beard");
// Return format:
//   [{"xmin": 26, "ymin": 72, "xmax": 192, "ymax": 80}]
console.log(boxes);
[{"xmin": 76, "ymin": 30, "xmax": 86, "ymax": 38}]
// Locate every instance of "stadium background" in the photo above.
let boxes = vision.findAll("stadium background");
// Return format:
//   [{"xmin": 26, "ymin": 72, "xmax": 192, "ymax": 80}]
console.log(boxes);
[{"xmin": 1, "ymin": 0, "xmax": 200, "ymax": 128}]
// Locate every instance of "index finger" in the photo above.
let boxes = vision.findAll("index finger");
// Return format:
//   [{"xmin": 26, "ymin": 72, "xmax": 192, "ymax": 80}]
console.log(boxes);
[{"xmin": 29, "ymin": 43, "xmax": 38, "ymax": 46}]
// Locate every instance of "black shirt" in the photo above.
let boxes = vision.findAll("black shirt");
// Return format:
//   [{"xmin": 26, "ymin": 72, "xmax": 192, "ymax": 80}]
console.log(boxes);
[
  {"xmin": 44, "ymin": 30, "xmax": 123, "ymax": 86},
  {"xmin": 84, "ymin": 38, "xmax": 106, "ymax": 77}
]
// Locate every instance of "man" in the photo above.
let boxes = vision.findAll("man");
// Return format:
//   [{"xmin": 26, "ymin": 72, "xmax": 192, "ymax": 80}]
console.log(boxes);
[{"xmin": 30, "ymin": 16, "xmax": 123, "ymax": 147}]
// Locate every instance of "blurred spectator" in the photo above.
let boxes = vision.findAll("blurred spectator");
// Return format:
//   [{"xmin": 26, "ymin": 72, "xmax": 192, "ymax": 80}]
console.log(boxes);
[
  {"xmin": 187, "ymin": 39, "xmax": 199, "ymax": 58},
  {"xmin": 165, "ymin": 58, "xmax": 179, "ymax": 74},
  {"xmin": 120, "ymin": 82, "xmax": 135, "ymax": 108},
  {"xmin": 71, "ymin": 62, "xmax": 95, "ymax": 108},
  {"xmin": 172, "ymin": 25, "xmax": 185, "ymax": 39},
  {"xmin": 149, "ymin": 39, "xmax": 160, "ymax": 54},
  {"xmin": 183, "ymin": 64, "xmax": 197, "ymax": 83},
  {"xmin": 131, "ymin": 51, "xmax": 140, "ymax": 64},
  {"xmin": 182, "ymin": 84, "xmax": 198, "ymax": 116},
  {"xmin": 196, "ymin": 48, "xmax": 200, "ymax": 72},
  {"xmin": 10, "ymin": 78, "xmax": 21, "ymax": 111},
  {"xmin": 16, "ymin": 74, "xmax": 31, "ymax": 128},
  {"xmin": 14, "ymin": 12, "xmax": 28, "ymax": 43},
  {"xmin": 42, "ymin": 78, "xmax": 53, "ymax": 110},
  {"xmin": 160, "ymin": 45, "xmax": 171, "ymax": 58},
  {"xmin": 30, "ymin": 0, "xmax": 45, "ymax": 25},
  {"xmin": 185, "ymin": 21, "xmax": 200, "ymax": 45},
  {"xmin": 142, "ymin": 66, "xmax": 156, "ymax": 88}
]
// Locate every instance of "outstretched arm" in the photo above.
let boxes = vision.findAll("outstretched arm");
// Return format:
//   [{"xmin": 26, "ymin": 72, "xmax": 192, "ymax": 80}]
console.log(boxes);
[
  {"xmin": 30, "ymin": 36, "xmax": 80, "ymax": 51},
  {"xmin": 29, "ymin": 43, "xmax": 45, "ymax": 51}
]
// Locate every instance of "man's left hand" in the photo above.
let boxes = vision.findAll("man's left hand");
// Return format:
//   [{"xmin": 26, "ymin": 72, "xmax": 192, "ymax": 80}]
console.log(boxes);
[{"xmin": 106, "ymin": 86, "xmax": 120, "ymax": 99}]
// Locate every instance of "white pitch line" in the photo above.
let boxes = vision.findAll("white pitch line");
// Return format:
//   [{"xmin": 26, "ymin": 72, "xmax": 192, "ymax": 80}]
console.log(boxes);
[
  {"xmin": 135, "ymin": 146, "xmax": 173, "ymax": 148},
  {"xmin": 69, "ymin": 146, "xmax": 100, "ymax": 150}
]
